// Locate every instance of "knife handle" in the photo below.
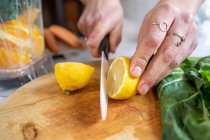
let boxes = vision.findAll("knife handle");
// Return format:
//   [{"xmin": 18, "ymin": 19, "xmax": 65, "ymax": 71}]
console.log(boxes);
[{"xmin": 99, "ymin": 35, "xmax": 110, "ymax": 59}]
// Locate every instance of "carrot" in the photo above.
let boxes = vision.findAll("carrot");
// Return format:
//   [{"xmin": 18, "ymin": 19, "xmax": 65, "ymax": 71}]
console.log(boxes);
[
  {"xmin": 49, "ymin": 25, "xmax": 84, "ymax": 49},
  {"xmin": 44, "ymin": 29, "xmax": 59, "ymax": 53}
]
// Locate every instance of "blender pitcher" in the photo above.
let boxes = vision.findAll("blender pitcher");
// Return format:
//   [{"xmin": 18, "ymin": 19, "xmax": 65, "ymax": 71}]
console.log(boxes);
[{"xmin": 0, "ymin": 0, "xmax": 52, "ymax": 94}]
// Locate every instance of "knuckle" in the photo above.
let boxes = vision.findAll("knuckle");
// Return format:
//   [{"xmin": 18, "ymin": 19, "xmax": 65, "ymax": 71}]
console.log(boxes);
[
  {"xmin": 85, "ymin": 15, "xmax": 93, "ymax": 26},
  {"xmin": 171, "ymin": 55, "xmax": 182, "ymax": 68},
  {"xmin": 132, "ymin": 55, "xmax": 148, "ymax": 69},
  {"xmin": 145, "ymin": 32, "xmax": 162, "ymax": 49},
  {"xmin": 95, "ymin": 12, "xmax": 104, "ymax": 21},
  {"xmin": 159, "ymin": 2, "xmax": 173, "ymax": 12},
  {"xmin": 163, "ymin": 46, "xmax": 176, "ymax": 63},
  {"xmin": 182, "ymin": 12, "xmax": 193, "ymax": 24},
  {"xmin": 157, "ymin": 2, "xmax": 175, "ymax": 15},
  {"xmin": 86, "ymin": 12, "xmax": 104, "ymax": 24},
  {"xmin": 143, "ymin": 75, "xmax": 158, "ymax": 87}
]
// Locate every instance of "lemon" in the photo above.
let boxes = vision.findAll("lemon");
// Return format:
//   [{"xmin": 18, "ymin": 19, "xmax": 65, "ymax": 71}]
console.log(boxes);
[
  {"xmin": 55, "ymin": 62, "xmax": 95, "ymax": 94},
  {"xmin": 107, "ymin": 56, "xmax": 139, "ymax": 99}
]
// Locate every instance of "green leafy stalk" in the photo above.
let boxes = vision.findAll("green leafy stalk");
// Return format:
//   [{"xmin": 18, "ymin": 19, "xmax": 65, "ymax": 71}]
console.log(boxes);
[{"xmin": 157, "ymin": 56, "xmax": 210, "ymax": 140}]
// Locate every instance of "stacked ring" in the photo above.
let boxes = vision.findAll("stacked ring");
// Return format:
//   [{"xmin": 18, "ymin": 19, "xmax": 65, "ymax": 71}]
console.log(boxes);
[
  {"xmin": 167, "ymin": 33, "xmax": 185, "ymax": 47},
  {"xmin": 152, "ymin": 21, "xmax": 185, "ymax": 47}
]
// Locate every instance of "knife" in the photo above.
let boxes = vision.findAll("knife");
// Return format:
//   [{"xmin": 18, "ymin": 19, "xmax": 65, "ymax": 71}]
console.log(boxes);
[{"xmin": 99, "ymin": 36, "xmax": 110, "ymax": 121}]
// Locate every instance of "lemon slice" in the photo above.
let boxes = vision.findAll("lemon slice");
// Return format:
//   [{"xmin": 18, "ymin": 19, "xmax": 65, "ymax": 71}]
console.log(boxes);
[
  {"xmin": 107, "ymin": 56, "xmax": 139, "ymax": 99},
  {"xmin": 55, "ymin": 62, "xmax": 95, "ymax": 94}
]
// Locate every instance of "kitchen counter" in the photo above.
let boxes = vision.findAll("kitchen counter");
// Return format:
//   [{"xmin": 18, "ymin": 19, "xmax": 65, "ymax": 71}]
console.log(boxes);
[{"xmin": 0, "ymin": 61, "xmax": 162, "ymax": 140}]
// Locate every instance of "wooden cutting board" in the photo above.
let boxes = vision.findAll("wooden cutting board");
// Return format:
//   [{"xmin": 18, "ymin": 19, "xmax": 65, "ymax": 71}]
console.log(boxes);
[{"xmin": 0, "ymin": 61, "xmax": 162, "ymax": 140}]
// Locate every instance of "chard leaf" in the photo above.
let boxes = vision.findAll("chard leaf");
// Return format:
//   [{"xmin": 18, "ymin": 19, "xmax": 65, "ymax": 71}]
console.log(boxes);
[
  {"xmin": 157, "ymin": 56, "xmax": 210, "ymax": 140},
  {"xmin": 198, "ymin": 57, "xmax": 210, "ymax": 109}
]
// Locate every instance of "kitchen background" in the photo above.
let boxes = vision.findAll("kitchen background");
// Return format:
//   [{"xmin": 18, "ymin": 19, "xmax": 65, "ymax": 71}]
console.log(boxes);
[
  {"xmin": 41, "ymin": 0, "xmax": 210, "ymax": 62},
  {"xmin": 0, "ymin": 0, "xmax": 209, "ymax": 101}
]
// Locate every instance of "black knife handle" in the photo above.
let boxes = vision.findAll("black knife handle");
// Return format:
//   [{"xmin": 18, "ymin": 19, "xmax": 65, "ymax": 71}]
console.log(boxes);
[{"xmin": 99, "ymin": 35, "xmax": 110, "ymax": 59}]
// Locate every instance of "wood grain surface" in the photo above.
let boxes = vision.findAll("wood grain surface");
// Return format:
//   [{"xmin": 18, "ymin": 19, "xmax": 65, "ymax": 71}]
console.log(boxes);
[{"xmin": 0, "ymin": 61, "xmax": 162, "ymax": 140}]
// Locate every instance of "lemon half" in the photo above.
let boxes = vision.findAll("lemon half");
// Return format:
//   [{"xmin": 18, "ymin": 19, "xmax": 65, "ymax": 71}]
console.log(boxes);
[
  {"xmin": 55, "ymin": 62, "xmax": 95, "ymax": 93},
  {"xmin": 107, "ymin": 56, "xmax": 139, "ymax": 99}
]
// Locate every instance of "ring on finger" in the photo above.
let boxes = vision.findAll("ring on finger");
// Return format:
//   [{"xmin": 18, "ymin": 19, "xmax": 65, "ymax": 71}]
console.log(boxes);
[
  {"xmin": 152, "ymin": 21, "xmax": 168, "ymax": 32},
  {"xmin": 167, "ymin": 33, "xmax": 185, "ymax": 47}
]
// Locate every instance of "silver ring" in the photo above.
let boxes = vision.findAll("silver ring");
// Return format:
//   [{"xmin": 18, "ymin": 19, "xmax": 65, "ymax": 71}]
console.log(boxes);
[
  {"xmin": 167, "ymin": 33, "xmax": 185, "ymax": 47},
  {"xmin": 152, "ymin": 21, "xmax": 168, "ymax": 32}
]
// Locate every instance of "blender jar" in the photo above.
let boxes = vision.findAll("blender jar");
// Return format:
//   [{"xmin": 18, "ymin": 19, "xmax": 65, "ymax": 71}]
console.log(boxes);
[{"xmin": 0, "ymin": 0, "xmax": 53, "ymax": 93}]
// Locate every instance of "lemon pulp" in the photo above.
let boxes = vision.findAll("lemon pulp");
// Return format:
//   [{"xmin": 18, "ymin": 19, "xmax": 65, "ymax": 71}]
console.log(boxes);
[{"xmin": 107, "ymin": 56, "xmax": 139, "ymax": 99}]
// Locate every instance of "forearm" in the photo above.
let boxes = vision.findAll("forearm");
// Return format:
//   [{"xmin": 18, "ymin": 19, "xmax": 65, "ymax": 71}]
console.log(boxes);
[{"xmin": 161, "ymin": 0, "xmax": 204, "ymax": 15}]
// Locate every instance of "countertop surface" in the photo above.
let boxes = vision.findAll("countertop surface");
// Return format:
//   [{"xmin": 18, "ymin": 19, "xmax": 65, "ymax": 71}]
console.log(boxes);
[{"xmin": 0, "ymin": 62, "xmax": 161, "ymax": 140}]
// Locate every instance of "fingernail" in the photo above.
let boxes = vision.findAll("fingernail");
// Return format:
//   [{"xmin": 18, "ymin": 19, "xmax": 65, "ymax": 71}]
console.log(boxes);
[
  {"xmin": 132, "ymin": 66, "xmax": 142, "ymax": 77},
  {"xmin": 140, "ymin": 84, "xmax": 149, "ymax": 95}
]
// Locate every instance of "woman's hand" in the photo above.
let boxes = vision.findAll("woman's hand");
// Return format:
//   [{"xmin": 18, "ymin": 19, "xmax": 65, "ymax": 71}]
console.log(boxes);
[
  {"xmin": 78, "ymin": 0, "xmax": 123, "ymax": 57},
  {"xmin": 130, "ymin": 0, "xmax": 203, "ymax": 95}
]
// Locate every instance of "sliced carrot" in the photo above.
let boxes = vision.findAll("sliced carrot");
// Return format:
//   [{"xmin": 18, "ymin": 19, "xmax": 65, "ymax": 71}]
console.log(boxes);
[
  {"xmin": 49, "ymin": 25, "xmax": 84, "ymax": 49},
  {"xmin": 44, "ymin": 29, "xmax": 59, "ymax": 53}
]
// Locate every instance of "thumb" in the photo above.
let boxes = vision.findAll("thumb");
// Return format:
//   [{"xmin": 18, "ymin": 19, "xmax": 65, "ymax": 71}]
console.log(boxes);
[{"xmin": 87, "ymin": 23, "xmax": 109, "ymax": 57}]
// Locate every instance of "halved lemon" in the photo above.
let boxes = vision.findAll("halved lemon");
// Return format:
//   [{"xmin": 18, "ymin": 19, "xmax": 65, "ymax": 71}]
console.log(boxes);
[
  {"xmin": 107, "ymin": 56, "xmax": 139, "ymax": 99},
  {"xmin": 55, "ymin": 62, "xmax": 95, "ymax": 94}
]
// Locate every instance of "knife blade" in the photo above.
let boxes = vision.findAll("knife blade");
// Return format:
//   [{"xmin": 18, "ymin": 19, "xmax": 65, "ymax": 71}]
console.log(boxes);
[{"xmin": 99, "ymin": 36, "xmax": 110, "ymax": 121}]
